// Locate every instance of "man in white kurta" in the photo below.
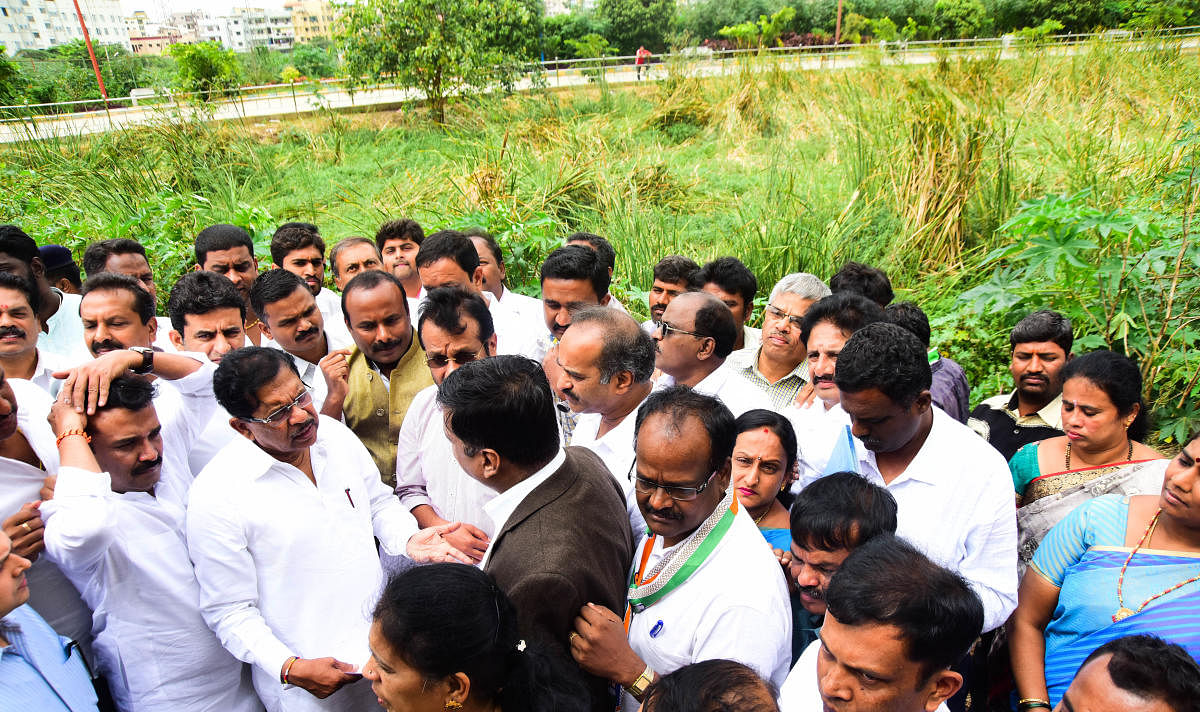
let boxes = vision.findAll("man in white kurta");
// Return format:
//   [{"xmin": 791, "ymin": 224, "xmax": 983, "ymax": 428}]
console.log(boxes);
[{"xmin": 187, "ymin": 346, "xmax": 468, "ymax": 712}]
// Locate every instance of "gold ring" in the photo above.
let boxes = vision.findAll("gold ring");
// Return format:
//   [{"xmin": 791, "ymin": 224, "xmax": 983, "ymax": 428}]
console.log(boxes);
[
  {"xmin": 568, "ymin": 632, "xmax": 580, "ymax": 643},
  {"xmin": 21, "ymin": 522, "xmax": 31, "ymax": 533}
]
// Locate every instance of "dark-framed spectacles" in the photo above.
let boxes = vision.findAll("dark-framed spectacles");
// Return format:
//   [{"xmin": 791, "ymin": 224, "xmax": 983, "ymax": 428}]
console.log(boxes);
[
  {"xmin": 765, "ymin": 303, "xmax": 805, "ymax": 329},
  {"xmin": 240, "ymin": 386, "xmax": 313, "ymax": 425},
  {"xmin": 631, "ymin": 467, "xmax": 719, "ymax": 502},
  {"xmin": 426, "ymin": 349, "xmax": 483, "ymax": 369},
  {"xmin": 657, "ymin": 320, "xmax": 709, "ymax": 340}
]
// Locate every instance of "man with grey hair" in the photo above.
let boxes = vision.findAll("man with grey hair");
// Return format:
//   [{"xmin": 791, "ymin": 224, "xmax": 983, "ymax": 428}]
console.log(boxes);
[
  {"xmin": 329, "ymin": 237, "xmax": 383, "ymax": 291},
  {"xmin": 726, "ymin": 272, "xmax": 831, "ymax": 410},
  {"xmin": 553, "ymin": 306, "xmax": 655, "ymax": 533}
]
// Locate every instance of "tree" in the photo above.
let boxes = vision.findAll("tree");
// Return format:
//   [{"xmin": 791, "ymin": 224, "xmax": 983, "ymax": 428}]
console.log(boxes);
[
  {"xmin": 931, "ymin": 0, "xmax": 992, "ymax": 38},
  {"xmin": 169, "ymin": 42, "xmax": 240, "ymax": 100},
  {"xmin": 290, "ymin": 43, "xmax": 338, "ymax": 78},
  {"xmin": 0, "ymin": 46, "xmax": 21, "ymax": 105},
  {"xmin": 340, "ymin": 0, "xmax": 535, "ymax": 124},
  {"xmin": 596, "ymin": 0, "xmax": 676, "ymax": 53}
]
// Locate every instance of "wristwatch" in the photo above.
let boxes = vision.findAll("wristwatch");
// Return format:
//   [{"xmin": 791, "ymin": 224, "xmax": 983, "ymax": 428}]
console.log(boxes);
[
  {"xmin": 130, "ymin": 346, "xmax": 154, "ymax": 375},
  {"xmin": 625, "ymin": 663, "xmax": 655, "ymax": 700}
]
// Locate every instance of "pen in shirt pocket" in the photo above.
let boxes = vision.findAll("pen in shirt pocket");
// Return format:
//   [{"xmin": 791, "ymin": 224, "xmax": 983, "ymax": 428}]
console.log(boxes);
[{"xmin": 345, "ymin": 488, "xmax": 355, "ymax": 508}]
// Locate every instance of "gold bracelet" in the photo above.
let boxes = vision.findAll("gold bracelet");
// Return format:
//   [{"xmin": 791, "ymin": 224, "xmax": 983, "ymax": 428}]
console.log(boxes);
[
  {"xmin": 625, "ymin": 663, "xmax": 655, "ymax": 700},
  {"xmin": 1017, "ymin": 699, "xmax": 1051, "ymax": 710}
]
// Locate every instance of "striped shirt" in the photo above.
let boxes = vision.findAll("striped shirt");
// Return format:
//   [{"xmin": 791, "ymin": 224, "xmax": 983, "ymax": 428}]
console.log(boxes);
[{"xmin": 725, "ymin": 347, "xmax": 810, "ymax": 411}]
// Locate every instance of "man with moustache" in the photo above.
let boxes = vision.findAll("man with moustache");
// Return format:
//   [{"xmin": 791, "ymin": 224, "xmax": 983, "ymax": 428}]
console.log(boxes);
[
  {"xmin": 375, "ymin": 218, "xmax": 425, "ymax": 315},
  {"xmin": 652, "ymin": 291, "xmax": 772, "ymax": 417},
  {"xmin": 467, "ymin": 228, "xmax": 545, "ymax": 336},
  {"xmin": 570, "ymin": 387, "xmax": 791, "ymax": 711},
  {"xmin": 0, "ymin": 272, "xmax": 65, "ymax": 393},
  {"xmin": 323, "ymin": 270, "xmax": 432, "ymax": 486},
  {"xmin": 328, "ymin": 238, "xmax": 384, "ymax": 291},
  {"xmin": 539, "ymin": 245, "xmax": 611, "ymax": 351},
  {"xmin": 395, "ymin": 286, "xmax": 498, "ymax": 563},
  {"xmin": 187, "ymin": 347, "xmax": 468, "ymax": 712},
  {"xmin": 726, "ymin": 272, "xmax": 830, "ymax": 410},
  {"xmin": 271, "ymin": 224, "xmax": 351, "ymax": 344},
  {"xmin": 81, "ymin": 238, "xmax": 175, "ymax": 352},
  {"xmin": 194, "ymin": 224, "xmax": 264, "ymax": 345},
  {"xmin": 786, "ymin": 292, "xmax": 884, "ymax": 484},
  {"xmin": 0, "ymin": 225, "xmax": 89, "ymax": 365},
  {"xmin": 642, "ymin": 255, "xmax": 698, "ymax": 334},
  {"xmin": 250, "ymin": 269, "xmax": 352, "ymax": 416},
  {"xmin": 42, "ymin": 349, "xmax": 262, "ymax": 712},
  {"xmin": 969, "ymin": 310, "xmax": 1073, "ymax": 460}
]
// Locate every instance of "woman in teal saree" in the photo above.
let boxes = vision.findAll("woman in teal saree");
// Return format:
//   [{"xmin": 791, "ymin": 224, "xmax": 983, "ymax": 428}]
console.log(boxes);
[{"xmin": 1008, "ymin": 433, "xmax": 1200, "ymax": 709}]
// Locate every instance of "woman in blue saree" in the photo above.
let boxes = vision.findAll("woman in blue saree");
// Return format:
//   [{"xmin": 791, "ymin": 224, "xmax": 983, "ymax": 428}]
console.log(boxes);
[{"xmin": 1009, "ymin": 432, "xmax": 1200, "ymax": 710}]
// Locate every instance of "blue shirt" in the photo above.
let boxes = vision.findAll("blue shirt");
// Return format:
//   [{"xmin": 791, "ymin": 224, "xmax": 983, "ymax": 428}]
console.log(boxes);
[{"xmin": 0, "ymin": 604, "xmax": 98, "ymax": 712}]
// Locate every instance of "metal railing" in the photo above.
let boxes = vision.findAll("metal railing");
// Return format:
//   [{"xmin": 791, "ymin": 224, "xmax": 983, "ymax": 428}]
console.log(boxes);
[{"xmin": 1, "ymin": 24, "xmax": 1197, "ymax": 122}]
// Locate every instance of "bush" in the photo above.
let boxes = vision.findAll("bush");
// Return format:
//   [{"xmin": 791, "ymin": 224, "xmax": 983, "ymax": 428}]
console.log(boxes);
[
  {"xmin": 932, "ymin": 0, "xmax": 993, "ymax": 38},
  {"xmin": 169, "ymin": 41, "xmax": 240, "ymax": 99}
]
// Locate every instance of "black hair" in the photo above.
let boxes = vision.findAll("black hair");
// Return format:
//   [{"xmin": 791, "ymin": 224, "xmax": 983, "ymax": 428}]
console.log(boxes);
[
  {"xmin": 44, "ymin": 259, "xmax": 82, "ymax": 289},
  {"xmin": 92, "ymin": 374, "xmax": 156, "ymax": 418},
  {"xmin": 375, "ymin": 218, "xmax": 425, "ymax": 251},
  {"xmin": 642, "ymin": 659, "xmax": 779, "ymax": 712},
  {"xmin": 689, "ymin": 257, "xmax": 757, "ymax": 311},
  {"xmin": 1060, "ymin": 350, "xmax": 1149, "ymax": 442},
  {"xmin": 0, "ymin": 225, "xmax": 39, "ymax": 267},
  {"xmin": 415, "ymin": 230, "xmax": 480, "ymax": 276},
  {"xmin": 167, "ymin": 271, "xmax": 247, "ymax": 334},
  {"xmin": 277, "ymin": 221, "xmax": 319, "ymax": 235},
  {"xmin": 249, "ymin": 269, "xmax": 309, "ymax": 324},
  {"xmin": 329, "ymin": 237, "xmax": 381, "ymax": 279},
  {"xmin": 652, "ymin": 255, "xmax": 700, "ymax": 285},
  {"xmin": 634, "ymin": 386, "xmax": 736, "ymax": 477},
  {"xmin": 270, "ymin": 226, "xmax": 325, "ymax": 265},
  {"xmin": 825, "ymin": 535, "xmax": 983, "ymax": 680},
  {"xmin": 798, "ymin": 292, "xmax": 885, "ymax": 346},
  {"xmin": 463, "ymin": 227, "xmax": 503, "ymax": 265},
  {"xmin": 829, "ymin": 261, "xmax": 894, "ymax": 307},
  {"xmin": 1010, "ymin": 309, "xmax": 1074, "ymax": 353},
  {"xmin": 884, "ymin": 301, "xmax": 931, "ymax": 348},
  {"xmin": 571, "ymin": 306, "xmax": 656, "ymax": 383},
  {"xmin": 417, "ymin": 286, "xmax": 495, "ymax": 347},
  {"xmin": 790, "ymin": 472, "xmax": 898, "ymax": 552},
  {"xmin": 539, "ymin": 245, "xmax": 610, "ymax": 301},
  {"xmin": 692, "ymin": 294, "xmax": 739, "ymax": 359},
  {"xmin": 81, "ymin": 239, "xmax": 148, "ymax": 277},
  {"xmin": 0, "ymin": 271, "xmax": 42, "ymax": 316},
  {"xmin": 213, "ymin": 346, "xmax": 302, "ymax": 419},
  {"xmin": 341, "ymin": 269, "xmax": 410, "ymax": 320},
  {"xmin": 195, "ymin": 224, "xmax": 254, "ymax": 265},
  {"xmin": 735, "ymin": 409, "xmax": 798, "ymax": 493},
  {"xmin": 566, "ymin": 232, "xmax": 616, "ymax": 273},
  {"xmin": 81, "ymin": 272, "xmax": 155, "ymax": 325},
  {"xmin": 374, "ymin": 564, "xmax": 589, "ymax": 712},
  {"xmin": 1080, "ymin": 635, "xmax": 1200, "ymax": 712},
  {"xmin": 436, "ymin": 356, "xmax": 560, "ymax": 468},
  {"xmin": 834, "ymin": 322, "xmax": 932, "ymax": 407}
]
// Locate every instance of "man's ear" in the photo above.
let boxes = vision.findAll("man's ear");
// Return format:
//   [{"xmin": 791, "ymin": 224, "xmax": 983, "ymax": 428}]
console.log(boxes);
[
  {"xmin": 471, "ymin": 266, "xmax": 485, "ymax": 291},
  {"xmin": 612, "ymin": 370, "xmax": 635, "ymax": 393},
  {"xmin": 168, "ymin": 330, "xmax": 185, "ymax": 351},
  {"xmin": 913, "ymin": 390, "xmax": 932, "ymax": 413},
  {"xmin": 484, "ymin": 333, "xmax": 498, "ymax": 357},
  {"xmin": 145, "ymin": 316, "xmax": 157, "ymax": 342},
  {"xmin": 30, "ymin": 256, "xmax": 45, "ymax": 280},
  {"xmin": 696, "ymin": 336, "xmax": 716, "ymax": 361},
  {"xmin": 259, "ymin": 321, "xmax": 274, "ymax": 341},
  {"xmin": 599, "ymin": 293, "xmax": 611, "ymax": 306},
  {"xmin": 229, "ymin": 418, "xmax": 256, "ymax": 442},
  {"xmin": 924, "ymin": 670, "xmax": 962, "ymax": 711},
  {"xmin": 479, "ymin": 448, "xmax": 502, "ymax": 480}
]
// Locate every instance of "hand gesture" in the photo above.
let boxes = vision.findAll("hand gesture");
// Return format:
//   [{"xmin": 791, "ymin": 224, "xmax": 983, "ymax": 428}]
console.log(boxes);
[
  {"xmin": 53, "ymin": 350, "xmax": 140, "ymax": 414},
  {"xmin": 3, "ymin": 502, "xmax": 45, "ymax": 563},
  {"xmin": 440, "ymin": 521, "xmax": 490, "ymax": 563},
  {"xmin": 318, "ymin": 348, "xmax": 351, "ymax": 416},
  {"xmin": 48, "ymin": 398, "xmax": 88, "ymax": 437},
  {"xmin": 570, "ymin": 602, "xmax": 645, "ymax": 686},
  {"xmin": 406, "ymin": 522, "xmax": 473, "ymax": 564},
  {"xmin": 793, "ymin": 381, "xmax": 818, "ymax": 409},
  {"xmin": 284, "ymin": 657, "xmax": 360, "ymax": 698}
]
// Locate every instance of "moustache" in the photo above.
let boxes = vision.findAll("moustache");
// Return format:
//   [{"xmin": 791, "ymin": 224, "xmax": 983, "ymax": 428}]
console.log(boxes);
[
  {"xmin": 90, "ymin": 339, "xmax": 125, "ymax": 353},
  {"xmin": 0, "ymin": 326, "xmax": 26, "ymax": 339},
  {"xmin": 560, "ymin": 388, "xmax": 579, "ymax": 402},
  {"xmin": 290, "ymin": 417, "xmax": 316, "ymax": 436},
  {"xmin": 132, "ymin": 455, "xmax": 163, "ymax": 475},
  {"xmin": 797, "ymin": 585, "xmax": 824, "ymax": 601},
  {"xmin": 369, "ymin": 339, "xmax": 403, "ymax": 353},
  {"xmin": 295, "ymin": 327, "xmax": 319, "ymax": 341},
  {"xmin": 812, "ymin": 375, "xmax": 835, "ymax": 385},
  {"xmin": 644, "ymin": 506, "xmax": 683, "ymax": 521}
]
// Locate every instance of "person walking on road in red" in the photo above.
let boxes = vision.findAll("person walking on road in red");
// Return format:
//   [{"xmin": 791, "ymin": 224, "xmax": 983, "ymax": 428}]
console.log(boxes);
[{"xmin": 636, "ymin": 46, "xmax": 651, "ymax": 80}]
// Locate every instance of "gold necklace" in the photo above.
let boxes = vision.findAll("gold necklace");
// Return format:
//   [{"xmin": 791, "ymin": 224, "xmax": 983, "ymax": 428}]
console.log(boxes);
[
  {"xmin": 1113, "ymin": 508, "xmax": 1200, "ymax": 622},
  {"xmin": 754, "ymin": 508, "xmax": 770, "ymax": 526},
  {"xmin": 1065, "ymin": 438, "xmax": 1133, "ymax": 470}
]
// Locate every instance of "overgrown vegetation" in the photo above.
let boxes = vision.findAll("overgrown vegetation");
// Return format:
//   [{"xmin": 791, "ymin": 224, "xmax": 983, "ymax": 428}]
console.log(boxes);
[{"xmin": 0, "ymin": 41, "xmax": 1197, "ymax": 441}]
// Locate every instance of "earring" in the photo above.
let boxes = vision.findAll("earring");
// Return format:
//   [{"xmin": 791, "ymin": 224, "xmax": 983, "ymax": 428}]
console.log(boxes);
[{"xmin": 445, "ymin": 702, "xmax": 463, "ymax": 710}]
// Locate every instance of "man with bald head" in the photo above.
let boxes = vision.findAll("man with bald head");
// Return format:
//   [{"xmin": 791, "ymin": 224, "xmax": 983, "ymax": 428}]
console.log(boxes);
[{"xmin": 652, "ymin": 291, "xmax": 771, "ymax": 416}]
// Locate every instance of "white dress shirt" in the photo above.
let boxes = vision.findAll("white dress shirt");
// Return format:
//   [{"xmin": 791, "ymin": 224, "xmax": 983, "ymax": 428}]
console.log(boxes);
[
  {"xmin": 478, "ymin": 448, "xmax": 566, "ymax": 569},
  {"xmin": 778, "ymin": 641, "xmax": 949, "ymax": 712},
  {"xmin": 656, "ymin": 367, "xmax": 775, "ymax": 418},
  {"xmin": 481, "ymin": 291, "xmax": 542, "ymax": 359},
  {"xmin": 623, "ymin": 506, "xmax": 792, "ymax": 711},
  {"xmin": 394, "ymin": 384, "xmax": 496, "ymax": 535},
  {"xmin": 785, "ymin": 400, "xmax": 853, "ymax": 487},
  {"xmin": 154, "ymin": 316, "xmax": 177, "ymax": 353},
  {"xmin": 266, "ymin": 330, "xmax": 352, "ymax": 412},
  {"xmin": 9, "ymin": 348, "xmax": 68, "ymax": 396},
  {"xmin": 314, "ymin": 287, "xmax": 352, "ymax": 345},
  {"xmin": 571, "ymin": 408, "xmax": 647, "ymax": 537},
  {"xmin": 187, "ymin": 415, "xmax": 419, "ymax": 712},
  {"xmin": 38, "ymin": 289, "xmax": 91, "ymax": 365},
  {"xmin": 497, "ymin": 287, "xmax": 544, "ymax": 332},
  {"xmin": 187, "ymin": 407, "xmax": 239, "ymax": 477},
  {"xmin": 743, "ymin": 325, "xmax": 762, "ymax": 352},
  {"xmin": 853, "ymin": 408, "xmax": 1018, "ymax": 632}
]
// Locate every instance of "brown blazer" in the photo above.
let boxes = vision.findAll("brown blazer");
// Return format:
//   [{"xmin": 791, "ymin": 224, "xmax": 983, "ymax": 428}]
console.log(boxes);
[{"xmin": 485, "ymin": 446, "xmax": 635, "ymax": 712}]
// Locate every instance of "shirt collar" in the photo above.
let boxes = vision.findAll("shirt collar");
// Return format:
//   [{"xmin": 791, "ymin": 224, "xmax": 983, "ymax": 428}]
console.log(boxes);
[
  {"xmin": 482, "ymin": 448, "xmax": 566, "ymax": 535},
  {"xmin": 860, "ymin": 409, "xmax": 948, "ymax": 488},
  {"xmin": 1003, "ymin": 390, "xmax": 1064, "ymax": 427}
]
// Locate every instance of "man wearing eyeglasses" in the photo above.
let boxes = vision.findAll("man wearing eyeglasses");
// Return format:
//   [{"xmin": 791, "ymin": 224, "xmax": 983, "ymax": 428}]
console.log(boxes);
[
  {"xmin": 652, "ymin": 291, "xmax": 771, "ymax": 417},
  {"xmin": 329, "ymin": 270, "xmax": 432, "ymax": 488},
  {"xmin": 570, "ymin": 386, "xmax": 791, "ymax": 711},
  {"xmin": 187, "ymin": 346, "xmax": 470, "ymax": 712},
  {"xmin": 724, "ymin": 273, "xmax": 831, "ymax": 412},
  {"xmin": 394, "ymin": 286, "xmax": 499, "ymax": 563}
]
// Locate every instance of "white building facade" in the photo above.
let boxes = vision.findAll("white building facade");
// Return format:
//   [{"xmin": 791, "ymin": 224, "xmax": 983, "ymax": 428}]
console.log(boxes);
[
  {"xmin": 200, "ymin": 8, "xmax": 294, "ymax": 52},
  {"xmin": 0, "ymin": 0, "xmax": 130, "ymax": 55}
]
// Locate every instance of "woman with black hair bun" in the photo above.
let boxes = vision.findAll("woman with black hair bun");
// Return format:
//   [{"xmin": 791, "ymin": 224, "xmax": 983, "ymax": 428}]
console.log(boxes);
[{"xmin": 363, "ymin": 563, "xmax": 589, "ymax": 712}]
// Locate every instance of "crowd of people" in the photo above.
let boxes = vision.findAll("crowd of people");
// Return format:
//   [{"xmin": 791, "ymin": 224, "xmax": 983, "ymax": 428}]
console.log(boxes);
[{"xmin": 0, "ymin": 219, "xmax": 1197, "ymax": 712}]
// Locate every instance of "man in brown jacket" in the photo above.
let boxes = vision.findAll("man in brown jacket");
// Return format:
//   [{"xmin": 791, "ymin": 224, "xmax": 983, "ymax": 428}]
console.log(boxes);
[{"xmin": 438, "ymin": 354, "xmax": 634, "ymax": 712}]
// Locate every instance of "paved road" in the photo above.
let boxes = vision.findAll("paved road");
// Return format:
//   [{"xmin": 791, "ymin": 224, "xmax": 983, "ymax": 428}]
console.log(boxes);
[{"xmin": 1, "ymin": 37, "xmax": 1195, "ymax": 144}]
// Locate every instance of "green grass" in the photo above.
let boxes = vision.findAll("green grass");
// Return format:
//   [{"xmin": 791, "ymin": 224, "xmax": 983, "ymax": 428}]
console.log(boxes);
[{"xmin": 1, "ymin": 38, "xmax": 1197, "ymax": 412}]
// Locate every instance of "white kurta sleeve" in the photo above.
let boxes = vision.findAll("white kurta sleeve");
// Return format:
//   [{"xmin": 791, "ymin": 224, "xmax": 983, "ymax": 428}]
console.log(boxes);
[
  {"xmin": 393, "ymin": 396, "xmax": 433, "ymax": 511},
  {"xmin": 41, "ymin": 467, "xmax": 120, "ymax": 573},
  {"xmin": 363, "ymin": 433, "xmax": 419, "ymax": 555},
  {"xmin": 959, "ymin": 476, "xmax": 1019, "ymax": 632}
]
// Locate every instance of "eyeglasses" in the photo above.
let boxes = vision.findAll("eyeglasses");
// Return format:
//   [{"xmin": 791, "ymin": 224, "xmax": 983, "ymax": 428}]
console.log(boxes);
[
  {"xmin": 765, "ymin": 303, "xmax": 805, "ymax": 329},
  {"xmin": 426, "ymin": 349, "xmax": 483, "ymax": 369},
  {"xmin": 656, "ymin": 320, "xmax": 709, "ymax": 340},
  {"xmin": 241, "ymin": 387, "xmax": 313, "ymax": 424},
  {"xmin": 632, "ymin": 469, "xmax": 719, "ymax": 502}
]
